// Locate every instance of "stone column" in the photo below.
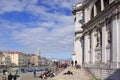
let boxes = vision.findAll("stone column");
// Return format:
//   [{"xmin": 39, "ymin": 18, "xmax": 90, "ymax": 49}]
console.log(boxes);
[
  {"xmin": 101, "ymin": 0, "xmax": 104, "ymax": 11},
  {"xmin": 111, "ymin": 15, "xmax": 119, "ymax": 68},
  {"xmin": 84, "ymin": 35, "xmax": 87, "ymax": 63},
  {"xmin": 73, "ymin": 37, "xmax": 76, "ymax": 62},
  {"xmin": 74, "ymin": 33, "xmax": 83, "ymax": 66},
  {"xmin": 94, "ymin": 5, "xmax": 97, "ymax": 16},
  {"xmin": 91, "ymin": 30, "xmax": 95, "ymax": 64},
  {"xmin": 102, "ymin": 23, "xmax": 107, "ymax": 63},
  {"xmin": 84, "ymin": 8, "xmax": 90, "ymax": 23},
  {"xmin": 84, "ymin": 34, "xmax": 90, "ymax": 63},
  {"xmin": 118, "ymin": 13, "xmax": 120, "ymax": 68}
]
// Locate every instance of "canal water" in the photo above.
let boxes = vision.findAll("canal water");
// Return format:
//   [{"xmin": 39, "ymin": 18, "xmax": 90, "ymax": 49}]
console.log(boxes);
[{"xmin": 0, "ymin": 66, "xmax": 49, "ymax": 74}]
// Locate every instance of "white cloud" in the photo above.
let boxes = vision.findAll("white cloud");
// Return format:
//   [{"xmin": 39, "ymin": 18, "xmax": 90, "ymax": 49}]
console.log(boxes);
[
  {"xmin": 0, "ymin": 19, "xmax": 26, "ymax": 31},
  {"xmin": 0, "ymin": 0, "xmax": 25, "ymax": 14},
  {"xmin": 0, "ymin": 0, "xmax": 75, "ymax": 56},
  {"xmin": 0, "ymin": 0, "xmax": 47, "ymax": 14},
  {"xmin": 41, "ymin": 0, "xmax": 73, "ymax": 9},
  {"xmin": 11, "ymin": 23, "xmax": 74, "ymax": 54},
  {"xmin": 37, "ymin": 21, "xmax": 55, "ymax": 28}
]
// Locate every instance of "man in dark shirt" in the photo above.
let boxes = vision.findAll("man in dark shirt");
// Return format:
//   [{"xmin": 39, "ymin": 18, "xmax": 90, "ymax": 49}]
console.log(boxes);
[{"xmin": 8, "ymin": 73, "xmax": 13, "ymax": 80}]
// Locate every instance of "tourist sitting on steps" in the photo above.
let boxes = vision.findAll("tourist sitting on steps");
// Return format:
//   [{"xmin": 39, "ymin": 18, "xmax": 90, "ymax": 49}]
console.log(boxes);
[
  {"xmin": 76, "ymin": 64, "xmax": 81, "ymax": 69},
  {"xmin": 39, "ymin": 69, "xmax": 55, "ymax": 79},
  {"xmin": 63, "ymin": 70, "xmax": 73, "ymax": 75}
]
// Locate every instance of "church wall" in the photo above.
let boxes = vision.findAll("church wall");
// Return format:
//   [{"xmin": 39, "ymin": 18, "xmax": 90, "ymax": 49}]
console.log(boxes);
[
  {"xmin": 74, "ymin": 33, "xmax": 83, "ymax": 65},
  {"xmin": 84, "ymin": 0, "xmax": 95, "ymax": 23},
  {"xmin": 102, "ymin": 23, "xmax": 107, "ymax": 63},
  {"xmin": 72, "ymin": 0, "xmax": 120, "ymax": 79},
  {"xmin": 75, "ymin": 11, "xmax": 83, "ymax": 32},
  {"xmin": 73, "ymin": 2, "xmax": 84, "ymax": 66},
  {"xmin": 111, "ymin": 8, "xmax": 119, "ymax": 68}
]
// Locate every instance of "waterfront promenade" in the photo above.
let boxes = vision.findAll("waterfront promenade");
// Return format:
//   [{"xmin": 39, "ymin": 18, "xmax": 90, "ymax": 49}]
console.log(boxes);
[{"xmin": 0, "ymin": 67, "xmax": 94, "ymax": 80}]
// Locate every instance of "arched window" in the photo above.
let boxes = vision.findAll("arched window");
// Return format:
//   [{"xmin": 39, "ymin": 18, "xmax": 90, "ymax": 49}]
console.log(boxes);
[
  {"xmin": 91, "ymin": 6, "xmax": 94, "ymax": 19},
  {"xmin": 95, "ymin": 0, "xmax": 101, "ymax": 14},
  {"xmin": 103, "ymin": 0, "xmax": 109, "ymax": 8}
]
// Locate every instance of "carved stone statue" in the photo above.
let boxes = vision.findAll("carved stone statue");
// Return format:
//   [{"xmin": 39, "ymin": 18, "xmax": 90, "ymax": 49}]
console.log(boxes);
[
  {"xmin": 106, "ymin": 26, "xmax": 111, "ymax": 47},
  {"xmin": 107, "ymin": 30, "xmax": 111, "ymax": 44},
  {"xmin": 96, "ymin": 30, "xmax": 101, "ymax": 47}
]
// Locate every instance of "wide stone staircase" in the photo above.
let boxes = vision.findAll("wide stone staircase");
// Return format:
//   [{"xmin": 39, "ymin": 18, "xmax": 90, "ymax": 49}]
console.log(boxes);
[{"xmin": 51, "ymin": 67, "xmax": 94, "ymax": 80}]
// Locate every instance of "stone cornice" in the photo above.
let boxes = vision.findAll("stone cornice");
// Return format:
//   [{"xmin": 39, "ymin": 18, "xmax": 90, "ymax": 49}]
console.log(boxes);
[{"xmin": 75, "ymin": 30, "xmax": 83, "ymax": 34}]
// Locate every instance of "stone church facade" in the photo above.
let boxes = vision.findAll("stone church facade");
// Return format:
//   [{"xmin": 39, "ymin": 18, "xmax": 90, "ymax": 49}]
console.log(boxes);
[{"xmin": 72, "ymin": 0, "xmax": 120, "ymax": 79}]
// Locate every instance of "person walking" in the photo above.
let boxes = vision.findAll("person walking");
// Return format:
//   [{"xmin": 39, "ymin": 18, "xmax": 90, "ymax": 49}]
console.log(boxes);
[
  {"xmin": 75, "ymin": 60, "xmax": 77, "ymax": 67},
  {"xmin": 71, "ymin": 60, "xmax": 74, "ymax": 67},
  {"xmin": 2, "ymin": 71, "xmax": 6, "ymax": 80},
  {"xmin": 13, "ymin": 70, "xmax": 20, "ymax": 80},
  {"xmin": 33, "ymin": 69, "xmax": 36, "ymax": 77},
  {"xmin": 8, "ymin": 73, "xmax": 13, "ymax": 80},
  {"xmin": 13, "ymin": 74, "xmax": 17, "ymax": 80}
]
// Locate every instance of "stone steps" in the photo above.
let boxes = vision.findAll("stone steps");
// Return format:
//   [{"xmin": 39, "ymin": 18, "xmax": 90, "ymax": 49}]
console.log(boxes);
[{"xmin": 51, "ymin": 67, "xmax": 93, "ymax": 80}]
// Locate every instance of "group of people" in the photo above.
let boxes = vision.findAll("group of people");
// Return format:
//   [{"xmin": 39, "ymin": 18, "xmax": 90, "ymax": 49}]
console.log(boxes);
[
  {"xmin": 38, "ymin": 68, "xmax": 55, "ymax": 79},
  {"xmin": 2, "ymin": 71, "xmax": 20, "ymax": 80},
  {"xmin": 71, "ymin": 60, "xmax": 77, "ymax": 67},
  {"xmin": 39, "ymin": 69, "xmax": 55, "ymax": 79},
  {"xmin": 33, "ymin": 68, "xmax": 55, "ymax": 79},
  {"xmin": 71, "ymin": 60, "xmax": 81, "ymax": 69}
]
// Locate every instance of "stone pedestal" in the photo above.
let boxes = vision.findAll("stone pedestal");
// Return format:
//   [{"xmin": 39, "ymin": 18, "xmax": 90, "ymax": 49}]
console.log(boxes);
[{"xmin": 95, "ymin": 46, "xmax": 102, "ymax": 63}]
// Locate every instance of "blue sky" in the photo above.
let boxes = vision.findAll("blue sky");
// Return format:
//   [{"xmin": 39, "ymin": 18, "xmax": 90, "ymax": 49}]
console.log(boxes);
[{"xmin": 0, "ymin": 0, "xmax": 82, "ymax": 59}]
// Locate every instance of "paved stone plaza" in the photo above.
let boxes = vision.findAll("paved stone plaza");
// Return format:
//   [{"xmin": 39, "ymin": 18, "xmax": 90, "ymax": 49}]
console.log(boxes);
[
  {"xmin": 0, "ymin": 67, "xmax": 94, "ymax": 80},
  {"xmin": 51, "ymin": 67, "xmax": 93, "ymax": 80}
]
